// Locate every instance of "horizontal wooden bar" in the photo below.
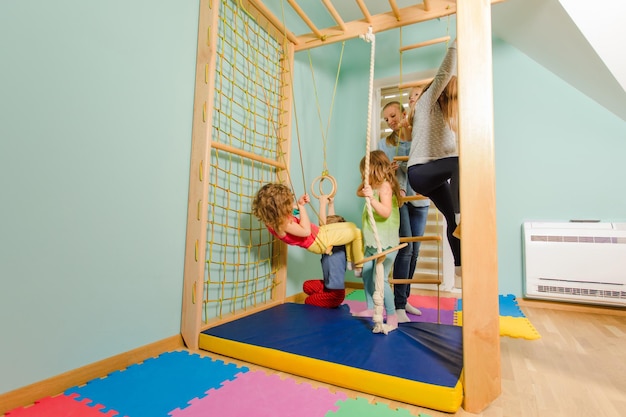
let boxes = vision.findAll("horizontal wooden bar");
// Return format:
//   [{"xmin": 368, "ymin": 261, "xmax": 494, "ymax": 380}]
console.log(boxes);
[
  {"xmin": 389, "ymin": 277, "xmax": 442, "ymax": 284},
  {"xmin": 354, "ymin": 243, "xmax": 407, "ymax": 266},
  {"xmin": 400, "ymin": 35, "xmax": 450, "ymax": 52},
  {"xmin": 398, "ymin": 77, "xmax": 434, "ymax": 91},
  {"xmin": 400, "ymin": 235, "xmax": 442, "ymax": 243},
  {"xmin": 211, "ymin": 141, "xmax": 287, "ymax": 170}
]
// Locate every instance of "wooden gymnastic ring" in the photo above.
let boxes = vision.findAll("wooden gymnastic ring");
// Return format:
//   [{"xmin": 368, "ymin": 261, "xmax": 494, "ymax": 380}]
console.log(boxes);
[{"xmin": 310, "ymin": 175, "xmax": 337, "ymax": 199}]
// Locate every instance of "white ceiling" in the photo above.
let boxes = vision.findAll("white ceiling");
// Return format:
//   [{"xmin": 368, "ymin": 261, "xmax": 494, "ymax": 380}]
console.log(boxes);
[{"xmin": 491, "ymin": 0, "xmax": 626, "ymax": 121}]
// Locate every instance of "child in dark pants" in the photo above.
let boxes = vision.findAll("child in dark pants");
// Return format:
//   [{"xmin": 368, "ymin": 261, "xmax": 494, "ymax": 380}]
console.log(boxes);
[
  {"xmin": 303, "ymin": 243, "xmax": 347, "ymax": 308},
  {"xmin": 302, "ymin": 197, "xmax": 348, "ymax": 308}
]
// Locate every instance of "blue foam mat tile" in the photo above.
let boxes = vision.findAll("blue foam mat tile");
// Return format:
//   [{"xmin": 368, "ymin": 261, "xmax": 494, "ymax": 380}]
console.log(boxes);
[
  {"xmin": 457, "ymin": 294, "xmax": 526, "ymax": 318},
  {"xmin": 65, "ymin": 350, "xmax": 247, "ymax": 416}
]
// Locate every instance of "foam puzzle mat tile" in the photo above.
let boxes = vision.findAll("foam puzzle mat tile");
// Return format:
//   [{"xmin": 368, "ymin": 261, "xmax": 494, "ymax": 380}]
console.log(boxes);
[
  {"xmin": 5, "ymin": 393, "xmax": 116, "ymax": 417},
  {"xmin": 407, "ymin": 294, "xmax": 458, "ymax": 311},
  {"xmin": 343, "ymin": 299, "xmax": 455, "ymax": 325},
  {"xmin": 457, "ymin": 294, "xmax": 526, "ymax": 317},
  {"xmin": 327, "ymin": 397, "xmax": 426, "ymax": 417},
  {"xmin": 345, "ymin": 289, "xmax": 366, "ymax": 301},
  {"xmin": 455, "ymin": 312, "xmax": 541, "ymax": 340},
  {"xmin": 170, "ymin": 370, "xmax": 347, "ymax": 417},
  {"xmin": 346, "ymin": 290, "xmax": 458, "ymax": 311},
  {"xmin": 64, "ymin": 350, "xmax": 247, "ymax": 416}
]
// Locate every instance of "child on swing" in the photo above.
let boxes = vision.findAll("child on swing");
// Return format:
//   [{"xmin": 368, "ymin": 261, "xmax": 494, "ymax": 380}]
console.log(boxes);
[
  {"xmin": 302, "ymin": 194, "xmax": 348, "ymax": 308},
  {"xmin": 251, "ymin": 183, "xmax": 364, "ymax": 271},
  {"xmin": 354, "ymin": 150, "xmax": 403, "ymax": 330}
]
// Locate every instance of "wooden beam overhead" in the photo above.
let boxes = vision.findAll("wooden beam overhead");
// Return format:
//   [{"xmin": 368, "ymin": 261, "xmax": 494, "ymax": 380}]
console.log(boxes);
[
  {"xmin": 389, "ymin": 0, "xmax": 401, "ymax": 21},
  {"xmin": 287, "ymin": 0, "xmax": 323, "ymax": 40},
  {"xmin": 355, "ymin": 0, "xmax": 373, "ymax": 23},
  {"xmin": 321, "ymin": 0, "xmax": 346, "ymax": 32},
  {"xmin": 246, "ymin": 0, "xmax": 300, "ymax": 46},
  {"xmin": 295, "ymin": 1, "xmax": 457, "ymax": 51},
  {"xmin": 284, "ymin": 0, "xmax": 505, "ymax": 51}
]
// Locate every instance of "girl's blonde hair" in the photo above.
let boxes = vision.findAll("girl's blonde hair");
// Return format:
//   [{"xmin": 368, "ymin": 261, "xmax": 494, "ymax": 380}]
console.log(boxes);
[
  {"xmin": 359, "ymin": 150, "xmax": 403, "ymax": 207},
  {"xmin": 251, "ymin": 183, "xmax": 294, "ymax": 232},
  {"xmin": 415, "ymin": 76, "xmax": 458, "ymax": 133}
]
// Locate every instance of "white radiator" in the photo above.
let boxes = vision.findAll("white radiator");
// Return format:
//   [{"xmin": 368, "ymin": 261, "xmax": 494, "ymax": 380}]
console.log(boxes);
[{"xmin": 523, "ymin": 221, "xmax": 626, "ymax": 307}]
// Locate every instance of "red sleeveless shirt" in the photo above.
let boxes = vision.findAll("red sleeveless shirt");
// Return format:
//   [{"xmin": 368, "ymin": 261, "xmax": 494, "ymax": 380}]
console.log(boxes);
[{"xmin": 267, "ymin": 216, "xmax": 318, "ymax": 249}]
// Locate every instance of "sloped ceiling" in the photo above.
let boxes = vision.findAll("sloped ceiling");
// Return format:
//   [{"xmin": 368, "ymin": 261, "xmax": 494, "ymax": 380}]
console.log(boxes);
[
  {"xmin": 491, "ymin": 0, "xmax": 626, "ymax": 121},
  {"xmin": 260, "ymin": 0, "xmax": 626, "ymax": 121}
]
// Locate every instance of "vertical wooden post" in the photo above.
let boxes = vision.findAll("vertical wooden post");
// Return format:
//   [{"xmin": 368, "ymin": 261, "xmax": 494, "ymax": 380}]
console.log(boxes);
[
  {"xmin": 456, "ymin": 0, "xmax": 501, "ymax": 413},
  {"xmin": 272, "ymin": 40, "xmax": 296, "ymax": 301},
  {"xmin": 180, "ymin": 0, "xmax": 220, "ymax": 350}
]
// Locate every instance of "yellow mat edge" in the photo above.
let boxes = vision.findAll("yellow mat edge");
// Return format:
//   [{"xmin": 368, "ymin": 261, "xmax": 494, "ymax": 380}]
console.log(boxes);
[{"xmin": 199, "ymin": 333, "xmax": 463, "ymax": 413}]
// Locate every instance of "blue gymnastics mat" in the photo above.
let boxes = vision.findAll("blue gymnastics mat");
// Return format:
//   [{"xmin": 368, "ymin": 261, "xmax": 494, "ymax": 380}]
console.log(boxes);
[{"xmin": 199, "ymin": 303, "xmax": 464, "ymax": 412}]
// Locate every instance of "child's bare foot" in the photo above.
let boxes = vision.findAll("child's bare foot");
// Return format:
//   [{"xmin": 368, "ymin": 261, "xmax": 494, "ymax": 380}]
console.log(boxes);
[{"xmin": 353, "ymin": 309, "xmax": 373, "ymax": 317}]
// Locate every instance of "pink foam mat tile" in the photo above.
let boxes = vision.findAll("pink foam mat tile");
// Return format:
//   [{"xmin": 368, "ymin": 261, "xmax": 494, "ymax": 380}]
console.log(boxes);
[
  {"xmin": 5, "ymin": 393, "xmax": 117, "ymax": 417},
  {"xmin": 407, "ymin": 294, "xmax": 458, "ymax": 310},
  {"xmin": 169, "ymin": 370, "xmax": 347, "ymax": 417},
  {"xmin": 343, "ymin": 299, "xmax": 454, "ymax": 325}
]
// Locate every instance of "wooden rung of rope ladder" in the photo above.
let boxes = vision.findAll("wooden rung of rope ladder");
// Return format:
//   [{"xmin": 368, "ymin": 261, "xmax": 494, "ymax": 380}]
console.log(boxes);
[
  {"xmin": 389, "ymin": 273, "xmax": 443, "ymax": 324},
  {"xmin": 400, "ymin": 36, "xmax": 450, "ymax": 53},
  {"xmin": 354, "ymin": 243, "xmax": 407, "ymax": 266},
  {"xmin": 400, "ymin": 235, "xmax": 441, "ymax": 243},
  {"xmin": 392, "ymin": 233, "xmax": 444, "ymax": 323},
  {"xmin": 399, "ymin": 195, "xmax": 429, "ymax": 204},
  {"xmin": 398, "ymin": 78, "xmax": 435, "ymax": 91},
  {"xmin": 388, "ymin": 276, "xmax": 442, "ymax": 285}
]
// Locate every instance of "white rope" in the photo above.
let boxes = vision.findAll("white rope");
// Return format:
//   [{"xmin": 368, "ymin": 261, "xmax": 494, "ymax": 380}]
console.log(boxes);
[{"xmin": 360, "ymin": 27, "xmax": 392, "ymax": 335}]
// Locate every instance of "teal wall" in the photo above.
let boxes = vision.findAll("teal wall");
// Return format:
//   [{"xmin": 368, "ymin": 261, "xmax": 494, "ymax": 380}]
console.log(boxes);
[
  {"xmin": 2, "ymin": 0, "xmax": 625, "ymax": 397},
  {"xmin": 0, "ymin": 0, "xmax": 198, "ymax": 394},
  {"xmin": 492, "ymin": 38, "xmax": 626, "ymax": 294}
]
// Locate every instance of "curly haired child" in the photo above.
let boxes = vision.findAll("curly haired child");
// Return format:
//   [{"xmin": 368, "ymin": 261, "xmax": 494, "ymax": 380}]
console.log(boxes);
[{"xmin": 251, "ymin": 183, "xmax": 364, "ymax": 269}]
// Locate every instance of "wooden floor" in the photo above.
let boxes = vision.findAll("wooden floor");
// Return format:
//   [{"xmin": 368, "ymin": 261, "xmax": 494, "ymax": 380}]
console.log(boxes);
[{"xmin": 192, "ymin": 292, "xmax": 626, "ymax": 417}]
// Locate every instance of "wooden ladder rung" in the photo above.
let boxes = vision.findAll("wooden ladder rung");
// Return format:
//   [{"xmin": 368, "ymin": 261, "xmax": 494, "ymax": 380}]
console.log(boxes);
[
  {"xmin": 388, "ymin": 278, "xmax": 442, "ymax": 285},
  {"xmin": 399, "ymin": 195, "xmax": 429, "ymax": 203},
  {"xmin": 400, "ymin": 235, "xmax": 442, "ymax": 243},
  {"xmin": 354, "ymin": 243, "xmax": 408, "ymax": 266}
]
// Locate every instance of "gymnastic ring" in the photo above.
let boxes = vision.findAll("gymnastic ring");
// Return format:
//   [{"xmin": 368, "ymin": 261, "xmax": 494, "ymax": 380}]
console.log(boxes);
[{"xmin": 310, "ymin": 175, "xmax": 337, "ymax": 199}]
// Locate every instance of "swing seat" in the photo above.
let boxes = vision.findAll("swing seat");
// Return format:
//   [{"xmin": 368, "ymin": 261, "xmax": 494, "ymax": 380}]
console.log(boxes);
[{"xmin": 354, "ymin": 243, "xmax": 407, "ymax": 266}]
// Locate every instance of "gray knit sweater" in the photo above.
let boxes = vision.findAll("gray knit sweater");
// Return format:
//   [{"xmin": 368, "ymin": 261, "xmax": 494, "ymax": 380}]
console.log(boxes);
[{"xmin": 407, "ymin": 41, "xmax": 458, "ymax": 167}]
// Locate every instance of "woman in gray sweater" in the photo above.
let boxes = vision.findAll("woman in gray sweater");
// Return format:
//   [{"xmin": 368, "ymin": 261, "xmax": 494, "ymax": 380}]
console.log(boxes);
[{"xmin": 406, "ymin": 39, "xmax": 461, "ymax": 277}]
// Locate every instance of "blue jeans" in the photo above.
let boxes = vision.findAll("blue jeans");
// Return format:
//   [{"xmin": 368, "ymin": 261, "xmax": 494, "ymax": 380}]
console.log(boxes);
[{"xmin": 393, "ymin": 204, "xmax": 429, "ymax": 309}]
